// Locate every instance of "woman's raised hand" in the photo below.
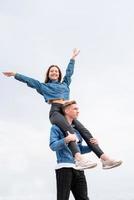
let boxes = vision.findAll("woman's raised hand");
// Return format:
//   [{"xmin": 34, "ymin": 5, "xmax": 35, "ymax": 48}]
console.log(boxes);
[
  {"xmin": 71, "ymin": 48, "xmax": 80, "ymax": 59},
  {"xmin": 2, "ymin": 72, "xmax": 16, "ymax": 77}
]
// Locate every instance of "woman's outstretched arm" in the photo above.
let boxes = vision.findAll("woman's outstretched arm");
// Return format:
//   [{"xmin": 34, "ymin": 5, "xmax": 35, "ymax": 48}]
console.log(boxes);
[
  {"xmin": 62, "ymin": 48, "xmax": 80, "ymax": 86},
  {"xmin": 2, "ymin": 71, "xmax": 43, "ymax": 95}
]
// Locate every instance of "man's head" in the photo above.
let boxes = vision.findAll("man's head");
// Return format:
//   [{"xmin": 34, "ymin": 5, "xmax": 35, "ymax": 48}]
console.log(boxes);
[{"xmin": 62, "ymin": 100, "xmax": 79, "ymax": 120}]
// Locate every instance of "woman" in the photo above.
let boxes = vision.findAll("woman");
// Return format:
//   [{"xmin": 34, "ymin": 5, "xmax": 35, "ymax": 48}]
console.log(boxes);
[{"xmin": 3, "ymin": 49, "xmax": 122, "ymax": 169}]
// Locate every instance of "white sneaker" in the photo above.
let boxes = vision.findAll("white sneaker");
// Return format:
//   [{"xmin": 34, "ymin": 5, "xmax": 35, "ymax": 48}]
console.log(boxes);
[
  {"xmin": 75, "ymin": 158, "xmax": 97, "ymax": 170},
  {"xmin": 102, "ymin": 159, "xmax": 123, "ymax": 169}
]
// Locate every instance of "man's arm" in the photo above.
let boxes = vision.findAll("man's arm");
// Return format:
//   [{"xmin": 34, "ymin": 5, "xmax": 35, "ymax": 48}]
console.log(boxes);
[
  {"xmin": 78, "ymin": 144, "xmax": 92, "ymax": 154},
  {"xmin": 49, "ymin": 125, "xmax": 68, "ymax": 151},
  {"xmin": 78, "ymin": 138, "xmax": 98, "ymax": 154},
  {"xmin": 49, "ymin": 126, "xmax": 77, "ymax": 151}
]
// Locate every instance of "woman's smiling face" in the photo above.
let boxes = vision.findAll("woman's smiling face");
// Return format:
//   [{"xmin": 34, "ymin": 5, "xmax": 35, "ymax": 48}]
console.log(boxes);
[{"xmin": 48, "ymin": 66, "xmax": 60, "ymax": 81}]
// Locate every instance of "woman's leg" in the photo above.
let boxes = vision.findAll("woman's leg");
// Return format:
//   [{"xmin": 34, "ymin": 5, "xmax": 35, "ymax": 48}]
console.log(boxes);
[
  {"xmin": 73, "ymin": 119, "xmax": 104, "ymax": 158},
  {"xmin": 50, "ymin": 110, "xmax": 80, "ymax": 156},
  {"xmin": 73, "ymin": 119, "xmax": 123, "ymax": 169}
]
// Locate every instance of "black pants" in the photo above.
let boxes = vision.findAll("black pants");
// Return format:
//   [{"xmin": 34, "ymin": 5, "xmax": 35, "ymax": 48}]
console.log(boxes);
[
  {"xmin": 49, "ymin": 103, "xmax": 104, "ymax": 158},
  {"xmin": 56, "ymin": 168, "xmax": 89, "ymax": 200}
]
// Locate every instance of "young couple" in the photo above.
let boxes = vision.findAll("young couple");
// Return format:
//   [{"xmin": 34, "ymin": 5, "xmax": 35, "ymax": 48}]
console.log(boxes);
[{"xmin": 3, "ymin": 48, "xmax": 122, "ymax": 170}]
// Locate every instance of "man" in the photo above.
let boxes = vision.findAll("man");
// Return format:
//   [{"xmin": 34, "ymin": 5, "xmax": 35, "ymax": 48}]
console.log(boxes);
[{"xmin": 49, "ymin": 100, "xmax": 96, "ymax": 200}]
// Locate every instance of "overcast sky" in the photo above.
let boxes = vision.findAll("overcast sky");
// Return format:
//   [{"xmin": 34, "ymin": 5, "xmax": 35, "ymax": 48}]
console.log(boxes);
[{"xmin": 0, "ymin": 0, "xmax": 134, "ymax": 199}]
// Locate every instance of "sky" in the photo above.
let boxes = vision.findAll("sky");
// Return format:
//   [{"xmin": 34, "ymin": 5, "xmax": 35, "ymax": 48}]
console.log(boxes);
[{"xmin": 0, "ymin": 0, "xmax": 134, "ymax": 199}]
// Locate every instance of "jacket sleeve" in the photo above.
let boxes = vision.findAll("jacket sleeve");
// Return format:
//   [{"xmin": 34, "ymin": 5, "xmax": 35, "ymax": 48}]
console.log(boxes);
[
  {"xmin": 62, "ymin": 59, "xmax": 75, "ymax": 86},
  {"xmin": 49, "ymin": 126, "xmax": 68, "ymax": 151},
  {"xmin": 14, "ymin": 73, "xmax": 43, "ymax": 95},
  {"xmin": 75, "ymin": 130, "xmax": 92, "ymax": 154},
  {"xmin": 78, "ymin": 144, "xmax": 92, "ymax": 154}
]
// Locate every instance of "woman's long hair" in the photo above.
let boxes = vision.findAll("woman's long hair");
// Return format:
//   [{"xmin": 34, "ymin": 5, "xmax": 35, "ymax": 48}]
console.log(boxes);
[{"xmin": 44, "ymin": 65, "xmax": 62, "ymax": 83}]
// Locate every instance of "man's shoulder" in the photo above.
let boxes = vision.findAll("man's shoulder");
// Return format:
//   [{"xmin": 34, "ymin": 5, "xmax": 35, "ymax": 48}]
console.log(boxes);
[{"xmin": 51, "ymin": 124, "xmax": 62, "ymax": 132}]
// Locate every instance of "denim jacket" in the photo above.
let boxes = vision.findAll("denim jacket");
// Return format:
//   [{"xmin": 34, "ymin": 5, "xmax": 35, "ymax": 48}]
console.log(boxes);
[
  {"xmin": 49, "ymin": 125, "xmax": 91, "ymax": 164},
  {"xmin": 14, "ymin": 59, "xmax": 75, "ymax": 103}
]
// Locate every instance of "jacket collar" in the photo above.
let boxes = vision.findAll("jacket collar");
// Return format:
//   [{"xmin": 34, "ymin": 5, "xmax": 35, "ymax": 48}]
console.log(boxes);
[{"xmin": 48, "ymin": 80, "xmax": 59, "ymax": 83}]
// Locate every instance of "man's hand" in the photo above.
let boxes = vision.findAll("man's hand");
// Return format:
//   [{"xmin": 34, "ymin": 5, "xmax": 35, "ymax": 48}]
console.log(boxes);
[
  {"xmin": 71, "ymin": 48, "xmax": 80, "ymax": 60},
  {"xmin": 90, "ymin": 138, "xmax": 98, "ymax": 145},
  {"xmin": 2, "ymin": 72, "xmax": 16, "ymax": 77},
  {"xmin": 64, "ymin": 132, "xmax": 77, "ymax": 144}
]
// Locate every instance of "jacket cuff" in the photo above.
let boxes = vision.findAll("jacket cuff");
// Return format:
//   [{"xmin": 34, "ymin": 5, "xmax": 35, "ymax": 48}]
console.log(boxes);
[
  {"xmin": 14, "ymin": 73, "xmax": 20, "ymax": 80},
  {"xmin": 70, "ymin": 59, "xmax": 75, "ymax": 63}
]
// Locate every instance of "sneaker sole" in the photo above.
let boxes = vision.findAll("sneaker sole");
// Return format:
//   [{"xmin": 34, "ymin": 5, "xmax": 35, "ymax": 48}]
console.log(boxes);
[
  {"xmin": 103, "ymin": 161, "xmax": 122, "ymax": 170},
  {"xmin": 76, "ymin": 163, "xmax": 97, "ymax": 170}
]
